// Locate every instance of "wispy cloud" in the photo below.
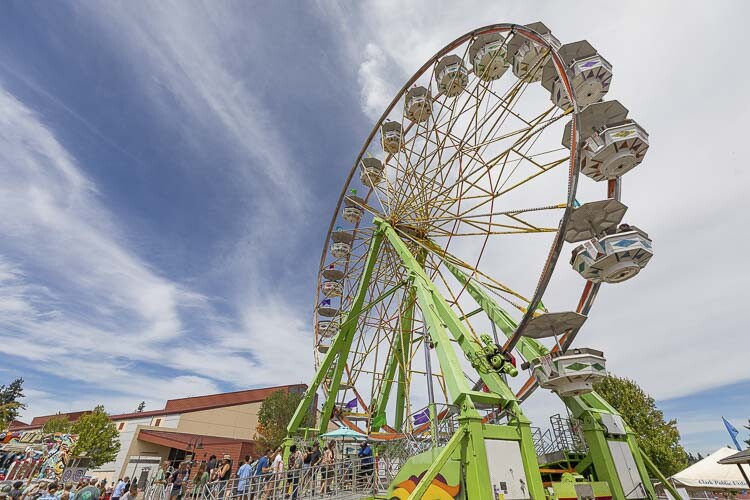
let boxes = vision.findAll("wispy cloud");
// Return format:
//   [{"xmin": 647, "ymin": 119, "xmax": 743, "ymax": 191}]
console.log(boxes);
[
  {"xmin": 1, "ymin": 1, "xmax": 319, "ymax": 418},
  {"xmin": 0, "ymin": 83, "xmax": 306, "ymax": 417}
]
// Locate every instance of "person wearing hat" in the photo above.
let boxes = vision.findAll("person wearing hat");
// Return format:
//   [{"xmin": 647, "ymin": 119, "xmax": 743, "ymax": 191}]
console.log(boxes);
[{"xmin": 357, "ymin": 440, "xmax": 374, "ymax": 489}]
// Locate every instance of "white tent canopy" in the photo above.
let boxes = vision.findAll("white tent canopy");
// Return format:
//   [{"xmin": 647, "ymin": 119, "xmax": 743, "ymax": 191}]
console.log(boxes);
[{"xmin": 670, "ymin": 447, "xmax": 750, "ymax": 490}]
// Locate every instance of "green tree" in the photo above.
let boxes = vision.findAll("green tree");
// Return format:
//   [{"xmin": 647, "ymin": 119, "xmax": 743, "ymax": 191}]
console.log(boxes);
[
  {"xmin": 256, "ymin": 389, "xmax": 303, "ymax": 450},
  {"xmin": 70, "ymin": 405, "xmax": 121, "ymax": 468},
  {"xmin": 0, "ymin": 378, "xmax": 26, "ymax": 430},
  {"xmin": 43, "ymin": 414, "xmax": 73, "ymax": 434},
  {"xmin": 594, "ymin": 375, "xmax": 688, "ymax": 476}
]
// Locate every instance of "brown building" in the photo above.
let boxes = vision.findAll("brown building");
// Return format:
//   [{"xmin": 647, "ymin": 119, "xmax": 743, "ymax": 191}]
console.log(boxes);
[{"xmin": 12, "ymin": 384, "xmax": 307, "ymax": 482}]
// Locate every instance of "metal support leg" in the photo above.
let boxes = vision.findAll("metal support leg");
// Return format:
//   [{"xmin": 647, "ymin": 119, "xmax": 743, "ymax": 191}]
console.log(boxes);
[{"xmin": 285, "ymin": 229, "xmax": 384, "ymax": 448}]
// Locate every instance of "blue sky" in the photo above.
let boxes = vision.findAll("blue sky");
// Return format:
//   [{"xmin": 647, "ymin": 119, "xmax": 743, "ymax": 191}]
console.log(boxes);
[{"xmin": 1, "ymin": 1, "xmax": 748, "ymax": 456}]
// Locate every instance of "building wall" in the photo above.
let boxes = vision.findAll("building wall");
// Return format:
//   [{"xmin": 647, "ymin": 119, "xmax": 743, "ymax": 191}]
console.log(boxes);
[
  {"xmin": 175, "ymin": 402, "xmax": 260, "ymax": 441},
  {"xmin": 92, "ymin": 414, "xmax": 180, "ymax": 482}
]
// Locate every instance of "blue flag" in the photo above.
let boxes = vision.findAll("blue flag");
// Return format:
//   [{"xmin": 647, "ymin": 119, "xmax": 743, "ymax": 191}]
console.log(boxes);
[
  {"xmin": 412, "ymin": 408, "xmax": 429, "ymax": 426},
  {"xmin": 722, "ymin": 416, "xmax": 742, "ymax": 451},
  {"xmin": 344, "ymin": 398, "xmax": 357, "ymax": 409}
]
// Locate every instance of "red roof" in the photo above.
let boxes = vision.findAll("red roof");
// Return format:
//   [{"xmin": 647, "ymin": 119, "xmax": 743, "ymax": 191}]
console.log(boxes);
[
  {"xmin": 30, "ymin": 411, "xmax": 89, "ymax": 427},
  {"xmin": 14, "ymin": 384, "xmax": 306, "ymax": 431},
  {"xmin": 7, "ymin": 419, "xmax": 29, "ymax": 430},
  {"xmin": 138, "ymin": 429, "xmax": 254, "ymax": 450}
]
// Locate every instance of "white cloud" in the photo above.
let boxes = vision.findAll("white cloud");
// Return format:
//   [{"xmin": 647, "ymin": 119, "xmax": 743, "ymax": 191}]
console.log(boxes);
[
  {"xmin": 312, "ymin": 0, "xmax": 750, "ymax": 431},
  {"xmin": 358, "ymin": 43, "xmax": 398, "ymax": 120},
  {"xmin": 0, "ymin": 84, "xmax": 305, "ymax": 418},
  {"xmin": 1, "ymin": 0, "xmax": 318, "ymax": 419}
]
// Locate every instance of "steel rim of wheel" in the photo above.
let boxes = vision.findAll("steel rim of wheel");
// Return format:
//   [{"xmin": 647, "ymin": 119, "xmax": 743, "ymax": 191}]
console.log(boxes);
[{"xmin": 313, "ymin": 23, "xmax": 603, "ymax": 436}]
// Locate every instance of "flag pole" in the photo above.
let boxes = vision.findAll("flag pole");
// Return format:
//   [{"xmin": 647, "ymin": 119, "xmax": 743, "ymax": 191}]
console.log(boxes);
[{"xmin": 722, "ymin": 417, "xmax": 742, "ymax": 451}]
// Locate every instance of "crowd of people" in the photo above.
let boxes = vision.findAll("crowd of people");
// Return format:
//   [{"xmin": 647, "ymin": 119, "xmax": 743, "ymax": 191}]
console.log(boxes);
[
  {"xmin": 0, "ymin": 477, "xmax": 126, "ymax": 500},
  {"xmin": 149, "ymin": 440, "xmax": 375, "ymax": 499},
  {"xmin": 0, "ymin": 440, "xmax": 375, "ymax": 500}
]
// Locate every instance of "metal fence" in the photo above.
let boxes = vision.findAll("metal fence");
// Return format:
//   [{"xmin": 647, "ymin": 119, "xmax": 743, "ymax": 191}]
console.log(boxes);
[
  {"xmin": 144, "ymin": 457, "xmax": 379, "ymax": 500},
  {"xmin": 531, "ymin": 413, "xmax": 587, "ymax": 456}
]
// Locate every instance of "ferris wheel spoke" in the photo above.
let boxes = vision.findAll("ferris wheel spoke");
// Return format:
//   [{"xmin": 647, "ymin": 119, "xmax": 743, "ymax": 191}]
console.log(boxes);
[
  {"xmin": 424, "ymin": 110, "xmax": 565, "ymax": 226},
  {"xmin": 310, "ymin": 24, "xmax": 639, "ymax": 442}
]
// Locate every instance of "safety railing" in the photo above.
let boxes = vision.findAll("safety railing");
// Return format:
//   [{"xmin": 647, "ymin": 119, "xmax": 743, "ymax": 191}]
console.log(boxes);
[
  {"xmin": 145, "ymin": 457, "xmax": 379, "ymax": 500},
  {"xmin": 531, "ymin": 413, "xmax": 587, "ymax": 457}
]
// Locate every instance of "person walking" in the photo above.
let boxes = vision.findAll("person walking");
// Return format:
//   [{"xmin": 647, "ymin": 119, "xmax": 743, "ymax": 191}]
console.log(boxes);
[
  {"xmin": 249, "ymin": 450, "xmax": 270, "ymax": 500},
  {"xmin": 119, "ymin": 484, "xmax": 136, "ymax": 500},
  {"xmin": 111, "ymin": 478, "xmax": 127, "ymax": 500},
  {"xmin": 261, "ymin": 449, "xmax": 283, "ymax": 500},
  {"xmin": 319, "ymin": 442, "xmax": 335, "ymax": 496},
  {"xmin": 357, "ymin": 441, "xmax": 374, "ymax": 490},
  {"xmin": 286, "ymin": 445, "xmax": 303, "ymax": 500},
  {"xmin": 73, "ymin": 479, "xmax": 101, "ymax": 500},
  {"xmin": 208, "ymin": 458, "xmax": 230, "ymax": 499},
  {"xmin": 236, "ymin": 456, "xmax": 252, "ymax": 498},
  {"xmin": 303, "ymin": 444, "xmax": 321, "ymax": 497},
  {"xmin": 38, "ymin": 483, "xmax": 60, "ymax": 500},
  {"xmin": 59, "ymin": 483, "xmax": 74, "ymax": 500},
  {"xmin": 189, "ymin": 464, "xmax": 209, "ymax": 499},
  {"xmin": 169, "ymin": 463, "xmax": 188, "ymax": 500},
  {"xmin": 205, "ymin": 456, "xmax": 217, "ymax": 481}
]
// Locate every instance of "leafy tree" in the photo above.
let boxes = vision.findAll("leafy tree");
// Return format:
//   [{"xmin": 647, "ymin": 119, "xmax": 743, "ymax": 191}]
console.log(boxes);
[
  {"xmin": 256, "ymin": 389, "xmax": 303, "ymax": 450},
  {"xmin": 70, "ymin": 405, "xmax": 121, "ymax": 468},
  {"xmin": 594, "ymin": 375, "xmax": 688, "ymax": 476},
  {"xmin": 43, "ymin": 414, "xmax": 73, "ymax": 434},
  {"xmin": 136, "ymin": 401, "xmax": 146, "ymax": 413},
  {"xmin": 0, "ymin": 378, "xmax": 26, "ymax": 430}
]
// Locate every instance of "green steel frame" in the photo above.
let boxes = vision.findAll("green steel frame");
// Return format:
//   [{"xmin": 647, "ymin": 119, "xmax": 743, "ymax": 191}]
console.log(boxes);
[
  {"xmin": 445, "ymin": 261, "xmax": 681, "ymax": 500},
  {"xmin": 285, "ymin": 220, "xmax": 547, "ymax": 499}
]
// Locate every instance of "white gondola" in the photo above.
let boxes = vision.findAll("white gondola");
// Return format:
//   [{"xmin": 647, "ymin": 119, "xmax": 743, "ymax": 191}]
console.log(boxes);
[
  {"xmin": 317, "ymin": 342, "xmax": 330, "ymax": 353},
  {"xmin": 506, "ymin": 22, "xmax": 560, "ymax": 83},
  {"xmin": 562, "ymin": 100, "xmax": 649, "ymax": 181},
  {"xmin": 359, "ymin": 157, "xmax": 385, "ymax": 187},
  {"xmin": 583, "ymin": 121, "xmax": 649, "ymax": 181},
  {"xmin": 469, "ymin": 32, "xmax": 509, "ymax": 81},
  {"xmin": 321, "ymin": 280, "xmax": 343, "ymax": 297},
  {"xmin": 532, "ymin": 348, "xmax": 607, "ymax": 397},
  {"xmin": 343, "ymin": 195, "xmax": 365, "ymax": 224},
  {"xmin": 317, "ymin": 306, "xmax": 339, "ymax": 318},
  {"xmin": 325, "ymin": 379, "xmax": 354, "ymax": 390},
  {"xmin": 520, "ymin": 311, "xmax": 587, "ymax": 339},
  {"xmin": 330, "ymin": 229, "xmax": 354, "ymax": 259},
  {"xmin": 317, "ymin": 316, "xmax": 340, "ymax": 338},
  {"xmin": 435, "ymin": 55, "xmax": 469, "ymax": 97},
  {"xmin": 322, "ymin": 267, "xmax": 344, "ymax": 281},
  {"xmin": 565, "ymin": 199, "xmax": 627, "ymax": 243},
  {"xmin": 381, "ymin": 121, "xmax": 403, "ymax": 154},
  {"xmin": 542, "ymin": 40, "xmax": 612, "ymax": 110},
  {"xmin": 571, "ymin": 225, "xmax": 653, "ymax": 283},
  {"xmin": 405, "ymin": 86, "xmax": 432, "ymax": 123}
]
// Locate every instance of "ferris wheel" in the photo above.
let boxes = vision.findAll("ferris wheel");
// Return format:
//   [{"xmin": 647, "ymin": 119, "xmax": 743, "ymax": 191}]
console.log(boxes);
[{"xmin": 304, "ymin": 21, "xmax": 653, "ymax": 441}]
